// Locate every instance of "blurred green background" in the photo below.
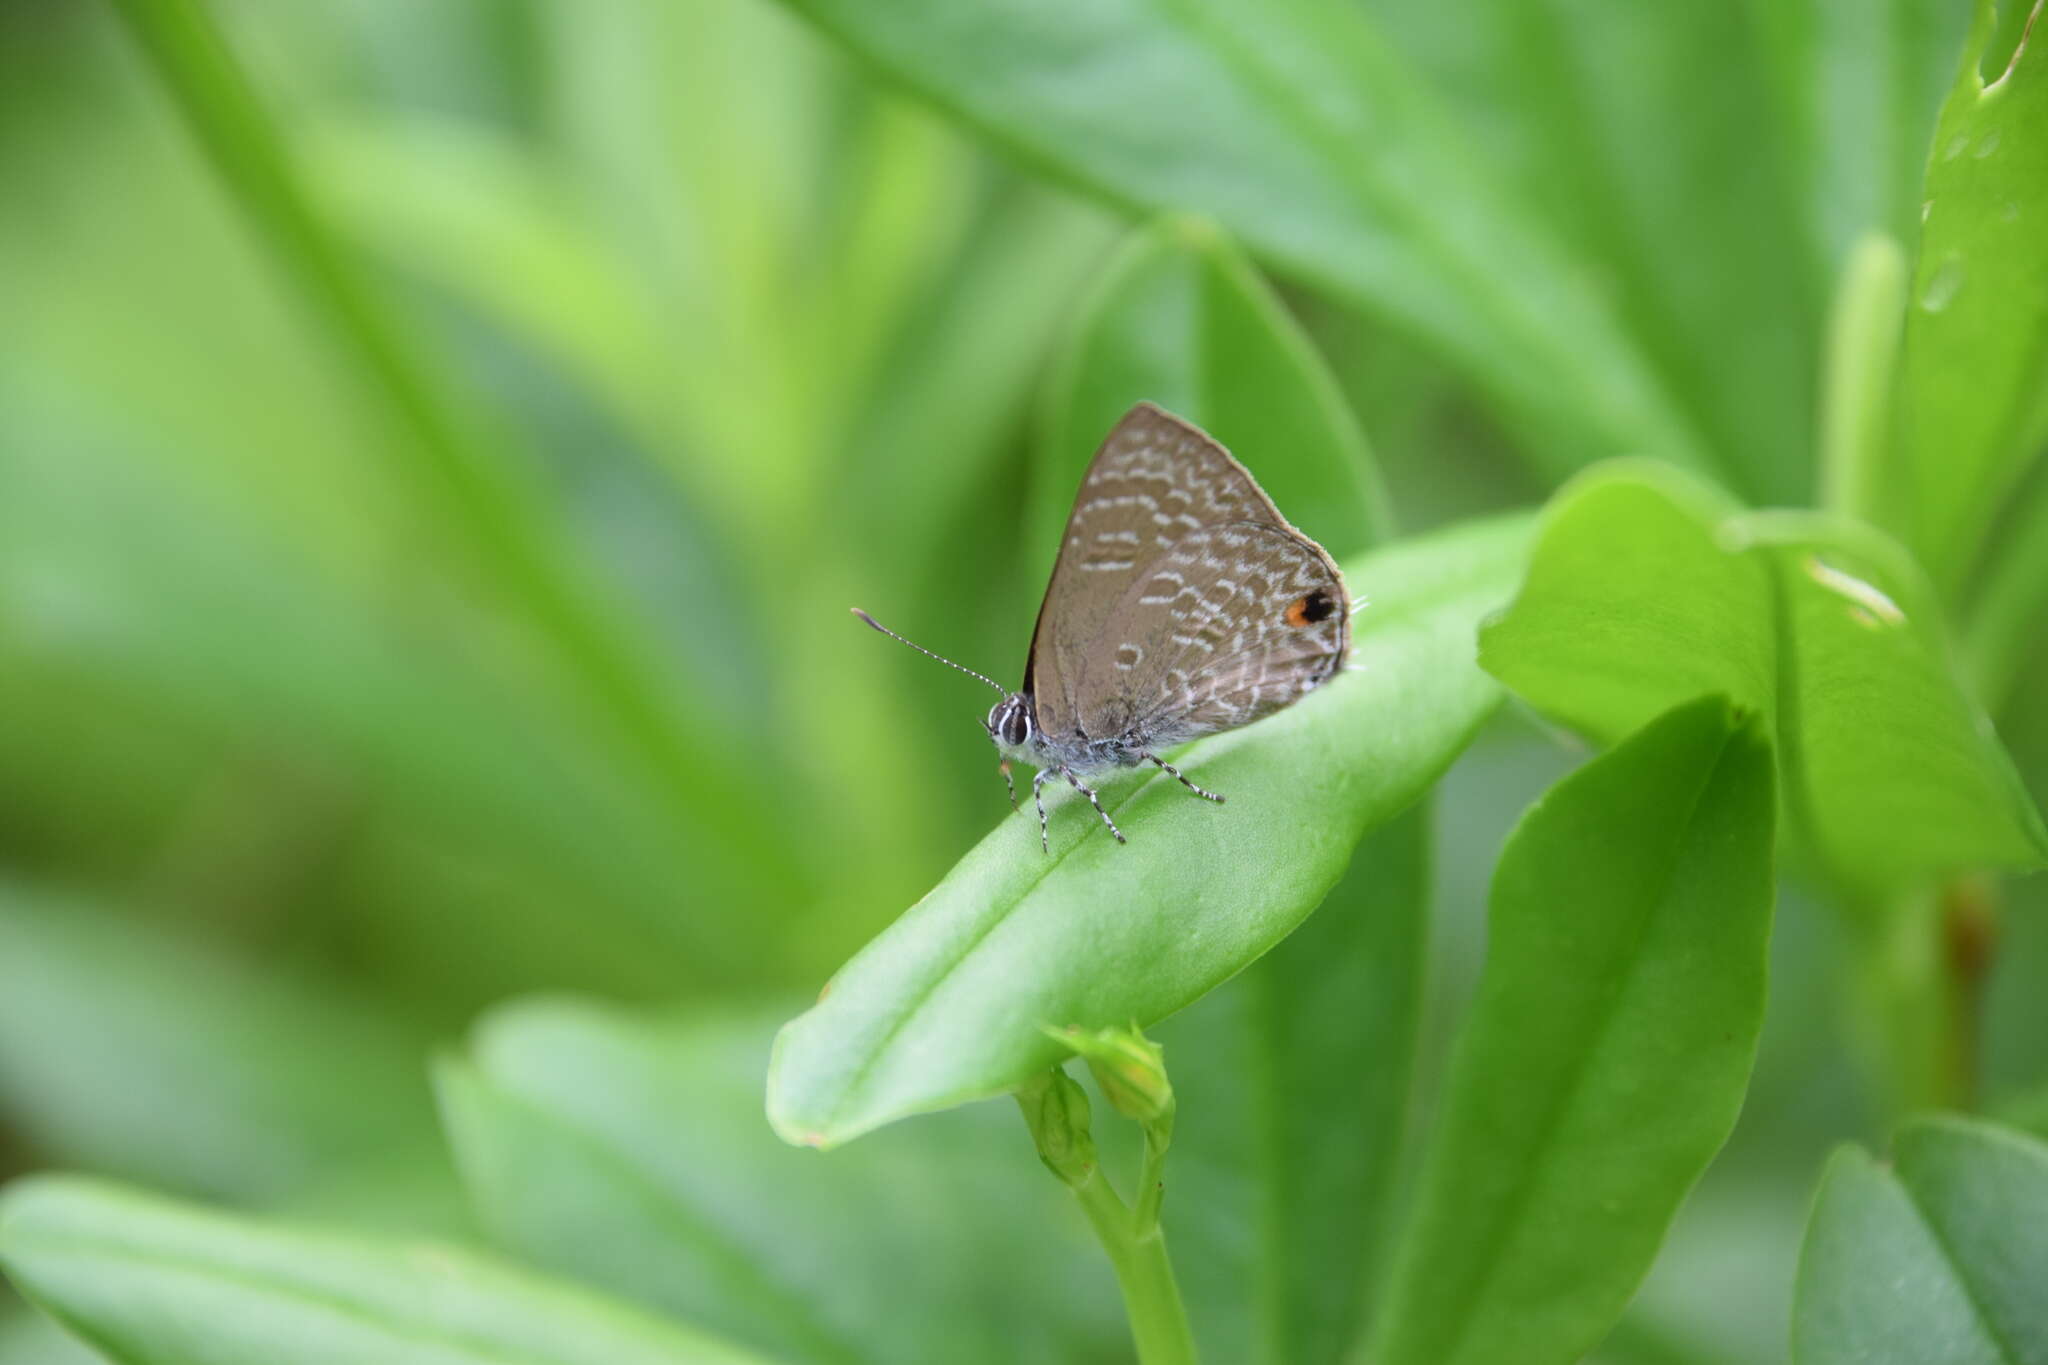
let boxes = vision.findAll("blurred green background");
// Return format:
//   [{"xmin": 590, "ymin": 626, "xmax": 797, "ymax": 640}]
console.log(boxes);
[{"xmin": 2, "ymin": 1, "xmax": 2046, "ymax": 1362}]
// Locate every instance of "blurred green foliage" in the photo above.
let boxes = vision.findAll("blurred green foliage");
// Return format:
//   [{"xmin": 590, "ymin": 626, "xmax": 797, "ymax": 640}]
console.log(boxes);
[
  {"xmin": 2, "ymin": 0, "xmax": 2048, "ymax": 1362},
  {"xmin": 0, "ymin": 0, "xmax": 1117, "ymax": 1011}
]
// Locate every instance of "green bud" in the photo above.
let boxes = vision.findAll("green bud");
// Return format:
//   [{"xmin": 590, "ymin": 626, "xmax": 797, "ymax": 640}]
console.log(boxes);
[
  {"xmin": 1045, "ymin": 1022, "xmax": 1175, "ymax": 1127},
  {"xmin": 1013, "ymin": 1067, "xmax": 1096, "ymax": 1186}
]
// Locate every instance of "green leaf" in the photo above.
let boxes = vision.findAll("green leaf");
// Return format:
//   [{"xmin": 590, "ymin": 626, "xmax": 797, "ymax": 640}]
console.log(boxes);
[
  {"xmin": 0, "ymin": 1176, "xmax": 769, "ymax": 1365},
  {"xmin": 1479, "ymin": 463, "xmax": 2048, "ymax": 896},
  {"xmin": 1965, "ymin": 447, "xmax": 2048, "ymax": 709},
  {"xmin": 1793, "ymin": 1115, "xmax": 2048, "ymax": 1365},
  {"xmin": 1477, "ymin": 466, "xmax": 1769, "ymax": 743},
  {"xmin": 1367, "ymin": 0, "xmax": 1820, "ymax": 503},
  {"xmin": 1742, "ymin": 0, "xmax": 1971, "ymax": 271},
  {"xmin": 1897, "ymin": 0, "xmax": 2048, "ymax": 592},
  {"xmin": 1997, "ymin": 1081, "xmax": 2048, "ymax": 1141},
  {"xmin": 438, "ymin": 1001, "xmax": 1119, "ymax": 1365},
  {"xmin": 771, "ymin": 0, "xmax": 1714, "ymax": 482},
  {"xmin": 0, "ymin": 450, "xmax": 761, "ymax": 999},
  {"xmin": 832, "ymin": 189, "xmax": 1119, "ymax": 590},
  {"xmin": 0, "ymin": 1308, "xmax": 106, "ymax": 1365},
  {"xmin": 1158, "ymin": 803, "xmax": 1429, "ymax": 1364},
  {"xmin": 769, "ymin": 511, "xmax": 1531, "ymax": 1148},
  {"xmin": 106, "ymin": 0, "xmax": 780, "ymax": 872},
  {"xmin": 0, "ymin": 886, "xmax": 437, "ymax": 1207},
  {"xmin": 1738, "ymin": 509, "xmax": 2047, "ymax": 894},
  {"xmin": 1037, "ymin": 218, "xmax": 1392, "ymax": 574},
  {"xmin": 1370, "ymin": 695, "xmax": 1776, "ymax": 1365}
]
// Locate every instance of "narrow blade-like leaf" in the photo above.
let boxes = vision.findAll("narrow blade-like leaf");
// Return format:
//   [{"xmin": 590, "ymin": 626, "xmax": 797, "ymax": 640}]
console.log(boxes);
[
  {"xmin": 1371, "ymin": 0, "xmax": 1820, "ymax": 502},
  {"xmin": 105, "ymin": 0, "xmax": 792, "ymax": 879},
  {"xmin": 1037, "ymin": 217, "xmax": 1392, "ymax": 574},
  {"xmin": 771, "ymin": 0, "xmax": 1711, "ymax": 480},
  {"xmin": 0, "ymin": 887, "xmax": 436, "ymax": 1207},
  {"xmin": 0, "ymin": 1310, "xmax": 105, "ymax": 1365},
  {"xmin": 1372, "ymin": 695, "xmax": 1776, "ymax": 1365},
  {"xmin": 0, "ymin": 1176, "xmax": 768, "ymax": 1365},
  {"xmin": 1160, "ymin": 804, "xmax": 1430, "ymax": 1364},
  {"xmin": 1897, "ymin": 0, "xmax": 2048, "ymax": 592},
  {"xmin": 1742, "ymin": 0, "xmax": 1970, "ymax": 271}
]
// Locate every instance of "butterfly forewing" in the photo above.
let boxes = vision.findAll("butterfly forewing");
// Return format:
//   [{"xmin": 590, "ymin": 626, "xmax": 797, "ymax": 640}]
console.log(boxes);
[{"xmin": 1028, "ymin": 403, "xmax": 1348, "ymax": 750}]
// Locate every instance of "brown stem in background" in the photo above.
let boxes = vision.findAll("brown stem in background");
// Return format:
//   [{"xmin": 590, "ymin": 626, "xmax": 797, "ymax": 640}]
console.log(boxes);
[{"xmin": 1939, "ymin": 874, "xmax": 2001, "ymax": 1111}]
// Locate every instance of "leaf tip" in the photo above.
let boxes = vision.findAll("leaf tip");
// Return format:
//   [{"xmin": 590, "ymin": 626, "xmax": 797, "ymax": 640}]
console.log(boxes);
[
  {"xmin": 0, "ymin": 1174, "xmax": 109, "ymax": 1259},
  {"xmin": 763, "ymin": 1015, "xmax": 852, "ymax": 1151}
]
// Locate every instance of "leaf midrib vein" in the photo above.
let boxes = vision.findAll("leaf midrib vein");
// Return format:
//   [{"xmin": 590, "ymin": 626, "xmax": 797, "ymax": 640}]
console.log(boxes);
[
  {"xmin": 1895, "ymin": 1172, "xmax": 2025, "ymax": 1365},
  {"xmin": 4, "ymin": 1234, "xmax": 705, "ymax": 1365},
  {"xmin": 1421, "ymin": 731, "xmax": 1729, "ymax": 1365}
]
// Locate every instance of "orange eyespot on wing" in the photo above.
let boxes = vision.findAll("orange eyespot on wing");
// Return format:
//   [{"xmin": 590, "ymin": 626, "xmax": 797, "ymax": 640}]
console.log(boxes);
[{"xmin": 1283, "ymin": 589, "xmax": 1337, "ymax": 627}]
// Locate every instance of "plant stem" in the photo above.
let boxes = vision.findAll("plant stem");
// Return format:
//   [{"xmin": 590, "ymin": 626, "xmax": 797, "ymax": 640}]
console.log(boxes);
[
  {"xmin": 1817, "ymin": 233, "xmax": 1906, "ymax": 529},
  {"xmin": 1848, "ymin": 878, "xmax": 1999, "ymax": 1119},
  {"xmin": 1016, "ymin": 1073, "xmax": 1197, "ymax": 1364},
  {"xmin": 1851, "ymin": 891, "xmax": 1953, "ymax": 1117},
  {"xmin": 1937, "ymin": 875, "xmax": 2000, "ymax": 1110},
  {"xmin": 1069, "ymin": 1168, "xmax": 1199, "ymax": 1365},
  {"xmin": 1133, "ymin": 1127, "xmax": 1170, "ymax": 1236}
]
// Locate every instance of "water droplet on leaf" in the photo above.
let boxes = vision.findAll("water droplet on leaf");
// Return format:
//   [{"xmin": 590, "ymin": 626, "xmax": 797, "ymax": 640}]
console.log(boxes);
[
  {"xmin": 1974, "ymin": 128, "xmax": 2002, "ymax": 158},
  {"xmin": 1920, "ymin": 255, "xmax": 1965, "ymax": 312}
]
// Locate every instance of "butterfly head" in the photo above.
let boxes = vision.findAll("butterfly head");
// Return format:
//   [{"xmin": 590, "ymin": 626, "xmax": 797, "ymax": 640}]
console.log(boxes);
[{"xmin": 986, "ymin": 693, "xmax": 1038, "ymax": 761}]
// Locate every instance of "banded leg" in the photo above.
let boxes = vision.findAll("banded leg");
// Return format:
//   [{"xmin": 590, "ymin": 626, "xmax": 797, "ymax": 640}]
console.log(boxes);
[
  {"xmin": 1032, "ymin": 768, "xmax": 1053, "ymax": 853},
  {"xmin": 1143, "ymin": 752, "xmax": 1225, "ymax": 803},
  {"xmin": 1065, "ymin": 769, "xmax": 1127, "ymax": 844},
  {"xmin": 998, "ymin": 761, "xmax": 1020, "ymax": 813}
]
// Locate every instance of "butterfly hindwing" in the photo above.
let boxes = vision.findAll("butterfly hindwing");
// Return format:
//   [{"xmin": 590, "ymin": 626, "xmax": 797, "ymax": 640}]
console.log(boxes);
[{"xmin": 1103, "ymin": 521, "xmax": 1347, "ymax": 745}]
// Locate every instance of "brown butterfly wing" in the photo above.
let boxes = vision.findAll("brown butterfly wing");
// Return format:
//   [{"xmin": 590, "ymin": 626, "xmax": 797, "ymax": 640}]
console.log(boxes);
[
  {"xmin": 1027, "ymin": 403, "xmax": 1348, "ymax": 749},
  {"xmin": 1106, "ymin": 521, "xmax": 1349, "ymax": 747}
]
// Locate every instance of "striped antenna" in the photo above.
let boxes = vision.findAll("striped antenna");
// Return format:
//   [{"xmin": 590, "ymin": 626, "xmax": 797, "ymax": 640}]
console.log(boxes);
[{"xmin": 850, "ymin": 609, "xmax": 1007, "ymax": 694}]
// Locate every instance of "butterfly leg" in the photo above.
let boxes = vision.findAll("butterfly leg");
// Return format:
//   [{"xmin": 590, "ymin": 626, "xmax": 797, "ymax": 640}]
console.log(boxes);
[
  {"xmin": 1065, "ymin": 769, "xmax": 1127, "ymax": 844},
  {"xmin": 1142, "ymin": 752, "xmax": 1225, "ymax": 804},
  {"xmin": 1032, "ymin": 768, "xmax": 1054, "ymax": 853},
  {"xmin": 999, "ymin": 760, "xmax": 1020, "ymax": 813}
]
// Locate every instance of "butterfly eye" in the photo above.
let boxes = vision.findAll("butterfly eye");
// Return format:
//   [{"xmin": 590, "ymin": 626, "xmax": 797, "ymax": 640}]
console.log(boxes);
[
  {"xmin": 1284, "ymin": 589, "xmax": 1337, "ymax": 627},
  {"xmin": 1002, "ymin": 706, "xmax": 1031, "ymax": 747}
]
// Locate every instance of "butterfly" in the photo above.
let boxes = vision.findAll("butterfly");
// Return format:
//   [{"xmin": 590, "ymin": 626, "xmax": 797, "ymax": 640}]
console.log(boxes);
[{"xmin": 855, "ymin": 402, "xmax": 1351, "ymax": 850}]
